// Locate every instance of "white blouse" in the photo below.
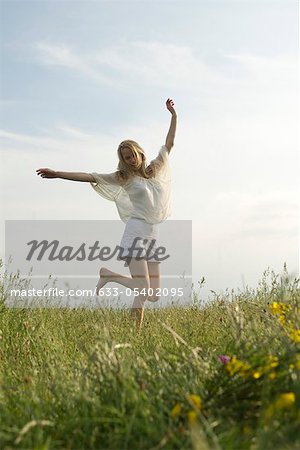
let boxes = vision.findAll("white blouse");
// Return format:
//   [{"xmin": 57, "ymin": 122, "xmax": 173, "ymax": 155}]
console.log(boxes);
[{"xmin": 90, "ymin": 145, "xmax": 172, "ymax": 224}]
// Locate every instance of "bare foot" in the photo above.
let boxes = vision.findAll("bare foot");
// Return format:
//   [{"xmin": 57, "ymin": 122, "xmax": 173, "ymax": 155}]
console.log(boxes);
[{"xmin": 96, "ymin": 267, "xmax": 112, "ymax": 296}]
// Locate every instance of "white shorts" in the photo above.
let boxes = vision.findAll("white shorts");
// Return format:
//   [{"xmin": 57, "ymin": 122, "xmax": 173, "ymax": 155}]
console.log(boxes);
[{"xmin": 118, "ymin": 217, "xmax": 160, "ymax": 263}]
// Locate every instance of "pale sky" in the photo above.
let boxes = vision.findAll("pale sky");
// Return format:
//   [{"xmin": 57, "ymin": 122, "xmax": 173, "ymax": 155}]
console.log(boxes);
[{"xmin": 0, "ymin": 0, "xmax": 299, "ymax": 301}]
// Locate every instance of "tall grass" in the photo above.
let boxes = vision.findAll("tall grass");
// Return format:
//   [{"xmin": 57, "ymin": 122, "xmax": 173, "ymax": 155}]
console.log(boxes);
[{"xmin": 0, "ymin": 260, "xmax": 299, "ymax": 449}]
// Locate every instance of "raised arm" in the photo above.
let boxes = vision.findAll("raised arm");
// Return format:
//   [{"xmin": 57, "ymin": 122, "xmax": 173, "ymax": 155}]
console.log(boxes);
[
  {"xmin": 36, "ymin": 168, "xmax": 94, "ymax": 182},
  {"xmin": 165, "ymin": 98, "xmax": 177, "ymax": 153}
]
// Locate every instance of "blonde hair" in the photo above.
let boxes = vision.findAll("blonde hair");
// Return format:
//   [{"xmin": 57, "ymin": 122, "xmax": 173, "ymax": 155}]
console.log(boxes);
[{"xmin": 116, "ymin": 140, "xmax": 153, "ymax": 182}]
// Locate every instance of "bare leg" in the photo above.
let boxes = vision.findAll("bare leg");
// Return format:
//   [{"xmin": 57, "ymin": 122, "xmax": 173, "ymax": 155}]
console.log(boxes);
[
  {"xmin": 96, "ymin": 259, "xmax": 150, "ymax": 330},
  {"xmin": 147, "ymin": 262, "xmax": 161, "ymax": 302},
  {"xmin": 128, "ymin": 259, "xmax": 150, "ymax": 330},
  {"xmin": 96, "ymin": 265, "xmax": 147, "ymax": 295}
]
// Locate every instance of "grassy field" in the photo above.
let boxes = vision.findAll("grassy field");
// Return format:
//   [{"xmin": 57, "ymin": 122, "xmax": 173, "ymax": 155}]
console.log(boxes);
[{"xmin": 0, "ymin": 262, "xmax": 299, "ymax": 450}]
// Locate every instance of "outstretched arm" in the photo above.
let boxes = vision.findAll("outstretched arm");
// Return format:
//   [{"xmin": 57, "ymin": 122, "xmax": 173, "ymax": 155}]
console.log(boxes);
[
  {"xmin": 36, "ymin": 168, "xmax": 94, "ymax": 182},
  {"xmin": 165, "ymin": 98, "xmax": 177, "ymax": 153}
]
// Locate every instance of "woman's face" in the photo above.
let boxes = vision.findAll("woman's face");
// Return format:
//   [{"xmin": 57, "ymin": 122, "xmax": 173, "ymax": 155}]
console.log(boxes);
[{"xmin": 121, "ymin": 147, "xmax": 141, "ymax": 169}]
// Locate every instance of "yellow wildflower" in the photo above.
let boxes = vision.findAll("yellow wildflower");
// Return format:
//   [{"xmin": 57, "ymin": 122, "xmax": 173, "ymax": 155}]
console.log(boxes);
[
  {"xmin": 253, "ymin": 355, "xmax": 279, "ymax": 380},
  {"xmin": 267, "ymin": 356, "xmax": 279, "ymax": 368},
  {"xmin": 275, "ymin": 392, "xmax": 295, "ymax": 410},
  {"xmin": 187, "ymin": 410, "xmax": 197, "ymax": 424},
  {"xmin": 264, "ymin": 392, "xmax": 295, "ymax": 421},
  {"xmin": 289, "ymin": 329, "xmax": 300, "ymax": 343},
  {"xmin": 268, "ymin": 372, "xmax": 277, "ymax": 380},
  {"xmin": 170, "ymin": 403, "xmax": 181, "ymax": 418},
  {"xmin": 253, "ymin": 370, "xmax": 263, "ymax": 379},
  {"xmin": 269, "ymin": 302, "xmax": 291, "ymax": 315},
  {"xmin": 278, "ymin": 315, "xmax": 286, "ymax": 326},
  {"xmin": 226, "ymin": 356, "xmax": 251, "ymax": 377},
  {"xmin": 187, "ymin": 394, "xmax": 202, "ymax": 411}
]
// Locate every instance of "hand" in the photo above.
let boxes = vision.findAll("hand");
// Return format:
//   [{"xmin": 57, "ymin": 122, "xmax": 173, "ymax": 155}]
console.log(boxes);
[
  {"xmin": 36, "ymin": 168, "xmax": 57, "ymax": 178},
  {"xmin": 166, "ymin": 98, "xmax": 176, "ymax": 116}
]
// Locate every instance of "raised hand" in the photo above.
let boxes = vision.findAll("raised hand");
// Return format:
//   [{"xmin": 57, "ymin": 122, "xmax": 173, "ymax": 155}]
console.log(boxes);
[
  {"xmin": 165, "ymin": 98, "xmax": 177, "ymax": 151},
  {"xmin": 36, "ymin": 168, "xmax": 57, "ymax": 178},
  {"xmin": 166, "ymin": 98, "xmax": 176, "ymax": 116}
]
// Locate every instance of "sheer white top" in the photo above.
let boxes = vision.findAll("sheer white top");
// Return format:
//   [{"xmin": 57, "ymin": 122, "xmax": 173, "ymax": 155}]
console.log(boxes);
[{"xmin": 90, "ymin": 145, "xmax": 172, "ymax": 224}]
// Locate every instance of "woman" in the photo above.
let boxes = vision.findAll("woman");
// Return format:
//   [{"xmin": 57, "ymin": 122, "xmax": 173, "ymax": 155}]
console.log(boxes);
[{"xmin": 36, "ymin": 98, "xmax": 177, "ymax": 329}]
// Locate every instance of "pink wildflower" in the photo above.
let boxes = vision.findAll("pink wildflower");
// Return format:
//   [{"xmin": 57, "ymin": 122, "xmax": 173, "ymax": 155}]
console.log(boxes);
[{"xmin": 218, "ymin": 355, "xmax": 230, "ymax": 365}]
